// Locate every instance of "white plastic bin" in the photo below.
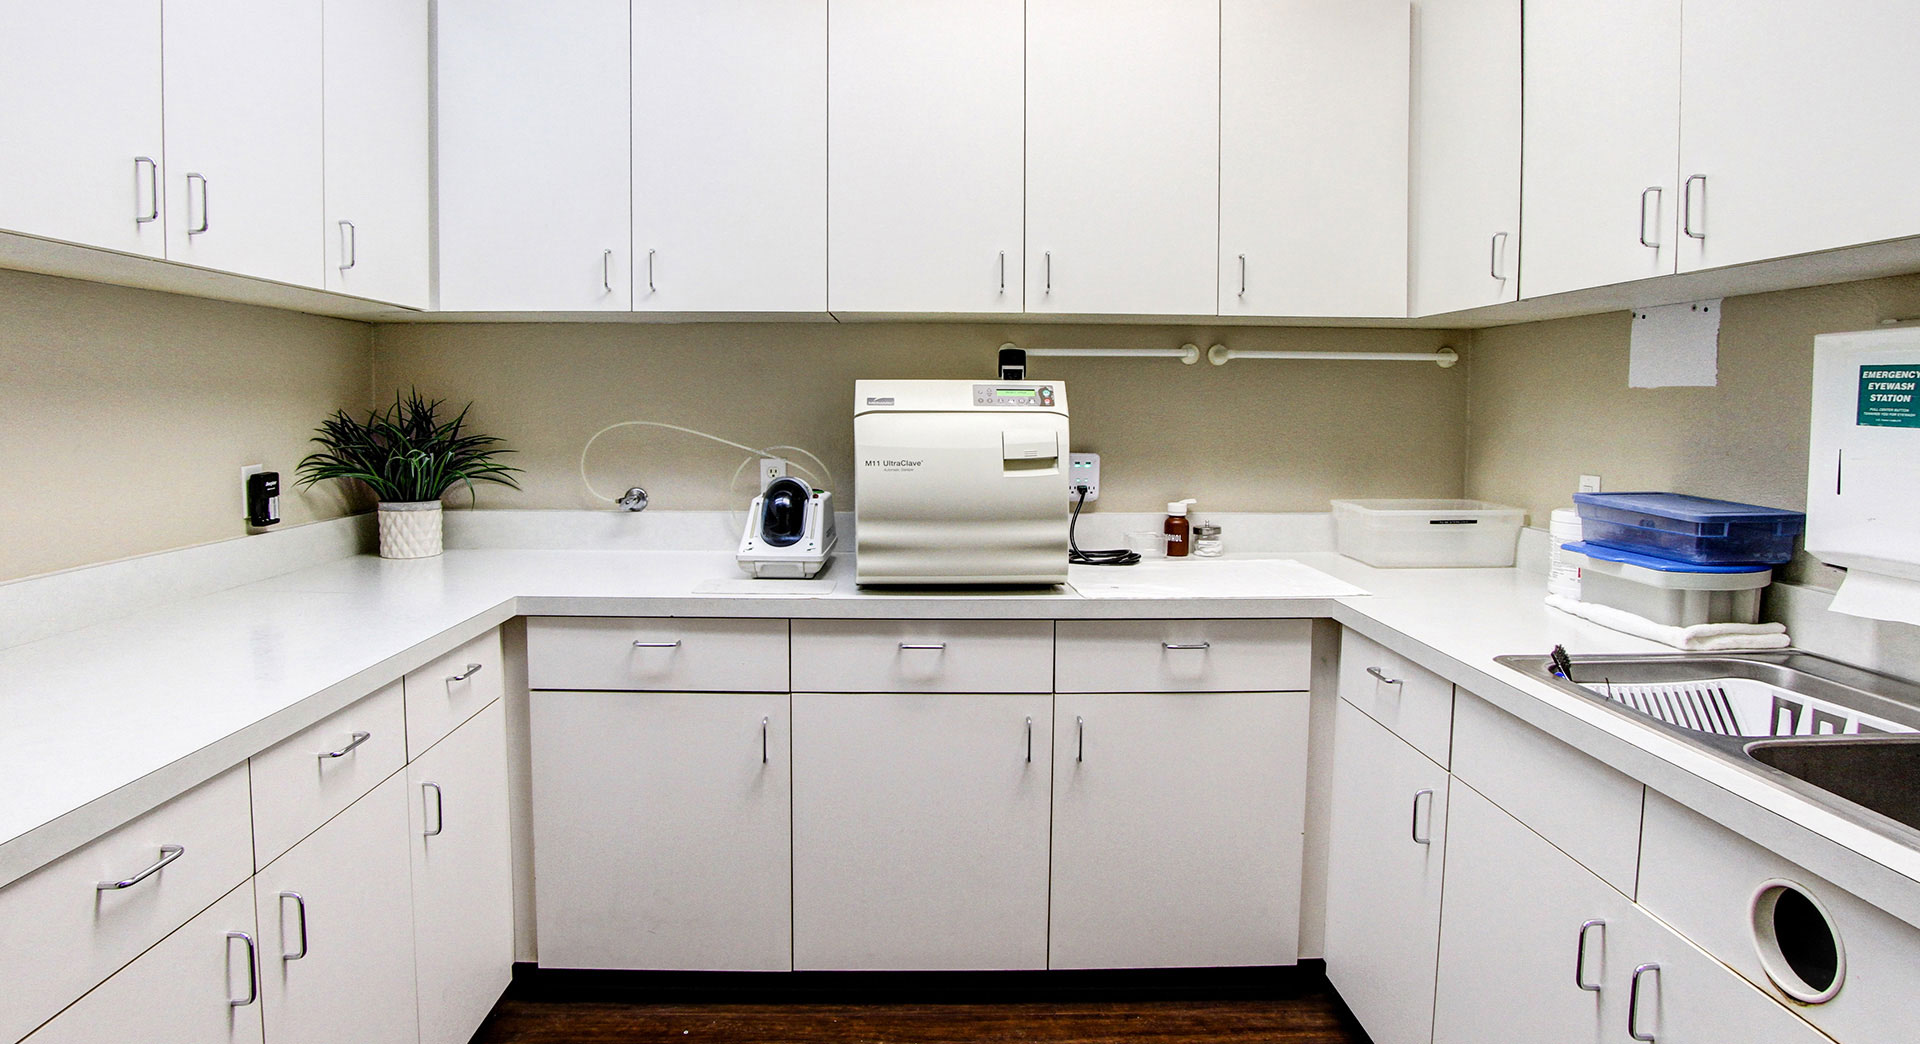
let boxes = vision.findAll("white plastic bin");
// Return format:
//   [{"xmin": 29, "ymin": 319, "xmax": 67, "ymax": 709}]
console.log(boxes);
[
  {"xmin": 1331, "ymin": 499, "xmax": 1526, "ymax": 568},
  {"xmin": 1566, "ymin": 542, "xmax": 1770, "ymax": 626}
]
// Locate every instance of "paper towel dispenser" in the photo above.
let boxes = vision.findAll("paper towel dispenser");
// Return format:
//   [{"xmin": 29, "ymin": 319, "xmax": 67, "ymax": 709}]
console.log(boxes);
[{"xmin": 1807, "ymin": 326, "xmax": 1920, "ymax": 581}]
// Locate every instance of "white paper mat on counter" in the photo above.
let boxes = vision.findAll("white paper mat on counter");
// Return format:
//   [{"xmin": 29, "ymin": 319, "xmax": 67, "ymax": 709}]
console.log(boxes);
[{"xmin": 1069, "ymin": 558, "xmax": 1367, "ymax": 599}]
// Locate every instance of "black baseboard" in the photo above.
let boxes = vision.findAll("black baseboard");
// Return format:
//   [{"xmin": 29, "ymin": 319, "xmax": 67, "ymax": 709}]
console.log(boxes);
[{"xmin": 507, "ymin": 960, "xmax": 1332, "ymax": 1004}]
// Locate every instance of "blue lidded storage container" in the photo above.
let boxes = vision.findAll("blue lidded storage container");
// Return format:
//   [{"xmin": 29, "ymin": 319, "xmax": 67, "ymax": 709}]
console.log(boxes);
[{"xmin": 1572, "ymin": 492, "xmax": 1805, "ymax": 566}]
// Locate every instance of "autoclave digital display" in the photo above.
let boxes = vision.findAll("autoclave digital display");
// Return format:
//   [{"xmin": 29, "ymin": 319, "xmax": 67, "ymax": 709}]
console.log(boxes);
[{"xmin": 973, "ymin": 384, "xmax": 1056, "ymax": 406}]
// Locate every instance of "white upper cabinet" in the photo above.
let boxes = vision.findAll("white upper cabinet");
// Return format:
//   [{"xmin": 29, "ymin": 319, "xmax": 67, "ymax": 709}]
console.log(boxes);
[
  {"xmin": 322, "ymin": 0, "xmax": 429, "ymax": 308},
  {"xmin": 1676, "ymin": 0, "xmax": 1920, "ymax": 273},
  {"xmin": 1221, "ymin": 0, "xmax": 1410, "ymax": 319},
  {"xmin": 632, "ymin": 1, "xmax": 825, "ymax": 312},
  {"xmin": 162, "ymin": 0, "xmax": 325, "ymax": 288},
  {"xmin": 436, "ymin": 0, "xmax": 631, "ymax": 311},
  {"xmin": 1026, "ymin": 0, "xmax": 1219, "ymax": 316},
  {"xmin": 1520, "ymin": 0, "xmax": 1681, "ymax": 299},
  {"xmin": 0, "ymin": 0, "xmax": 166, "ymax": 258},
  {"xmin": 827, "ymin": 0, "xmax": 1025, "ymax": 314},
  {"xmin": 1408, "ymin": 0, "xmax": 1520, "ymax": 316}
]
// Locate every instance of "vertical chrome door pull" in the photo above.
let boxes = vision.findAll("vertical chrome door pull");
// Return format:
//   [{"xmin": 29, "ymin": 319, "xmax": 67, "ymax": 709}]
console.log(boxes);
[
  {"xmin": 1639, "ymin": 186, "xmax": 1663, "ymax": 249},
  {"xmin": 1411, "ymin": 788, "xmax": 1435, "ymax": 845},
  {"xmin": 185, "ymin": 173, "xmax": 209, "ymax": 234},
  {"xmin": 1628, "ymin": 963, "xmax": 1661, "ymax": 1041},
  {"xmin": 1683, "ymin": 175, "xmax": 1707, "ymax": 240},
  {"xmin": 602, "ymin": 249, "xmax": 613, "ymax": 292},
  {"xmin": 422, "ymin": 781, "xmax": 444, "ymax": 837},
  {"xmin": 999, "ymin": 251, "xmax": 1006, "ymax": 293},
  {"xmin": 1075, "ymin": 715, "xmax": 1085, "ymax": 762},
  {"xmin": 338, "ymin": 220, "xmax": 356, "ymax": 271},
  {"xmin": 1575, "ymin": 919, "xmax": 1606, "ymax": 991},
  {"xmin": 225, "ymin": 931, "xmax": 259, "ymax": 1007},
  {"xmin": 1490, "ymin": 231, "xmax": 1510, "ymax": 280},
  {"xmin": 1238, "ymin": 254, "xmax": 1247, "ymax": 297},
  {"xmin": 1044, "ymin": 252, "xmax": 1051, "ymax": 294},
  {"xmin": 133, "ymin": 157, "xmax": 159, "ymax": 224},
  {"xmin": 318, "ymin": 731, "xmax": 371, "ymax": 759},
  {"xmin": 278, "ymin": 892, "xmax": 309, "ymax": 961},
  {"xmin": 1025, "ymin": 715, "xmax": 1033, "ymax": 763},
  {"xmin": 647, "ymin": 248, "xmax": 656, "ymax": 293},
  {"xmin": 761, "ymin": 716, "xmax": 770, "ymax": 765},
  {"xmin": 97, "ymin": 844, "xmax": 184, "ymax": 890}
]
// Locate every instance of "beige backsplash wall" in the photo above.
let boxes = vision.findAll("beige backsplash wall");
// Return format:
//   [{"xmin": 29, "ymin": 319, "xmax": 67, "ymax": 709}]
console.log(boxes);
[
  {"xmin": 1464, "ymin": 273, "xmax": 1920, "ymax": 587},
  {"xmin": 372, "ymin": 322, "xmax": 1469, "ymax": 514},
  {"xmin": 0, "ymin": 269, "xmax": 372, "ymax": 583}
]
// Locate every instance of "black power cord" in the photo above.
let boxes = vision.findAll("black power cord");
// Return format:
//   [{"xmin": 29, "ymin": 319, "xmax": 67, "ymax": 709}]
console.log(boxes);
[{"xmin": 1069, "ymin": 485, "xmax": 1141, "ymax": 566}]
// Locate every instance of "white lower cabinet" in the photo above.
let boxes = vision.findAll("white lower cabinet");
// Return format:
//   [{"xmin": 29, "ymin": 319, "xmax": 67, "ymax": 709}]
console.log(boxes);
[
  {"xmin": 1050, "ymin": 690, "xmax": 1309, "ymax": 969},
  {"xmin": 1322, "ymin": 698, "xmax": 1450, "ymax": 1044},
  {"xmin": 1610, "ymin": 901, "xmax": 1833, "ymax": 1044},
  {"xmin": 791, "ymin": 692, "xmax": 1052, "ymax": 970},
  {"xmin": 254, "ymin": 771, "xmax": 419, "ymax": 1044},
  {"xmin": 531, "ymin": 690, "xmax": 792, "ymax": 971},
  {"xmin": 21, "ymin": 882, "xmax": 263, "ymax": 1044},
  {"xmin": 409, "ymin": 701, "xmax": 514, "ymax": 1044}
]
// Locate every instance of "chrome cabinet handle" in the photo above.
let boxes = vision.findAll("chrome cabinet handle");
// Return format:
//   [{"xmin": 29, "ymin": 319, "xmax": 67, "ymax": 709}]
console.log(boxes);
[
  {"xmin": 761, "ymin": 716, "xmax": 770, "ymax": 765},
  {"xmin": 1639, "ymin": 186, "xmax": 1663, "ymax": 248},
  {"xmin": 632, "ymin": 639, "xmax": 682, "ymax": 649},
  {"xmin": 898, "ymin": 642, "xmax": 946, "ymax": 651},
  {"xmin": 226, "ymin": 931, "xmax": 258, "ymax": 1007},
  {"xmin": 1489, "ymin": 231, "xmax": 1509, "ymax": 280},
  {"xmin": 421, "ymin": 781, "xmax": 444, "ymax": 837},
  {"xmin": 97, "ymin": 844, "xmax": 184, "ymax": 890},
  {"xmin": 448, "ymin": 662, "xmax": 483, "ymax": 683},
  {"xmin": 1575, "ymin": 919, "xmax": 1606, "ymax": 992},
  {"xmin": 1238, "ymin": 254, "xmax": 1247, "ymax": 297},
  {"xmin": 338, "ymin": 220, "xmax": 356, "ymax": 271},
  {"xmin": 647, "ymin": 248, "xmax": 656, "ymax": 293},
  {"xmin": 1025, "ymin": 715, "xmax": 1033, "ymax": 763},
  {"xmin": 602, "ymin": 249, "xmax": 612, "ymax": 292},
  {"xmin": 1075, "ymin": 714, "xmax": 1085, "ymax": 762},
  {"xmin": 318, "ymin": 731, "xmax": 371, "ymax": 760},
  {"xmin": 185, "ymin": 173, "xmax": 209, "ymax": 234},
  {"xmin": 1628, "ymin": 963, "xmax": 1661, "ymax": 1041},
  {"xmin": 134, "ymin": 156, "xmax": 159, "ymax": 223},
  {"xmin": 1366, "ymin": 665, "xmax": 1402, "ymax": 686},
  {"xmin": 1411, "ymin": 788, "xmax": 1435, "ymax": 845},
  {"xmin": 1044, "ymin": 251, "xmax": 1051, "ymax": 294},
  {"xmin": 278, "ymin": 892, "xmax": 308, "ymax": 961},
  {"xmin": 1162, "ymin": 642, "xmax": 1211, "ymax": 651},
  {"xmin": 1683, "ymin": 175, "xmax": 1707, "ymax": 240},
  {"xmin": 999, "ymin": 250, "xmax": 1006, "ymax": 292}
]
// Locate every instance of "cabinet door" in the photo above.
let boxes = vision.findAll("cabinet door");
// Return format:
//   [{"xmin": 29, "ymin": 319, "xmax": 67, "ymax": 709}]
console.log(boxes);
[
  {"xmin": 1322, "ymin": 699, "xmax": 1450, "ymax": 1044},
  {"xmin": 1026, "ymin": 0, "xmax": 1218, "ymax": 316},
  {"xmin": 1614, "ymin": 906, "xmax": 1832, "ymax": 1044},
  {"xmin": 1408, "ymin": 0, "xmax": 1520, "ymax": 316},
  {"xmin": 255, "ymin": 772, "xmax": 419, "ymax": 1044},
  {"xmin": 322, "ymin": 0, "xmax": 429, "ymax": 307},
  {"xmin": 827, "ymin": 0, "xmax": 1025, "ymax": 313},
  {"xmin": 1520, "ymin": 0, "xmax": 1680, "ymax": 298},
  {"xmin": 0, "ymin": 0, "xmax": 165, "ymax": 257},
  {"xmin": 436, "ymin": 0, "xmax": 631, "ymax": 311},
  {"xmin": 20, "ymin": 883, "xmax": 263, "ymax": 1044},
  {"xmin": 1676, "ymin": 0, "xmax": 1920, "ymax": 273},
  {"xmin": 792, "ymin": 692, "xmax": 1052, "ymax": 970},
  {"xmin": 1221, "ymin": 0, "xmax": 1409, "ymax": 318},
  {"xmin": 409, "ymin": 701, "xmax": 513, "ymax": 1044},
  {"xmin": 1432, "ymin": 782, "xmax": 1632, "ymax": 1044},
  {"xmin": 1051, "ymin": 691, "xmax": 1309, "ymax": 969},
  {"xmin": 631, "ymin": 1, "xmax": 825, "ymax": 312},
  {"xmin": 162, "ymin": 0, "xmax": 324, "ymax": 288},
  {"xmin": 532, "ymin": 691, "xmax": 792, "ymax": 971}
]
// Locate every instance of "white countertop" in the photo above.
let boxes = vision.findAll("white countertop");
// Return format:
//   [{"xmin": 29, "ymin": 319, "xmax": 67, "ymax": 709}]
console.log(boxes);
[{"xmin": 5, "ymin": 545, "xmax": 1917, "ymax": 930}]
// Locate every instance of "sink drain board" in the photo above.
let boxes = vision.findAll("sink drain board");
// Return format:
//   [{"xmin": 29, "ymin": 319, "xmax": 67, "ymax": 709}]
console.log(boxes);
[{"xmin": 1578, "ymin": 678, "xmax": 1917, "ymax": 738}]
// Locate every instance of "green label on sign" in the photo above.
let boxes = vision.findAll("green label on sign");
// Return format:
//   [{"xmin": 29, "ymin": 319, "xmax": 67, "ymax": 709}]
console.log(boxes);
[{"xmin": 1859, "ymin": 365, "xmax": 1920, "ymax": 427}]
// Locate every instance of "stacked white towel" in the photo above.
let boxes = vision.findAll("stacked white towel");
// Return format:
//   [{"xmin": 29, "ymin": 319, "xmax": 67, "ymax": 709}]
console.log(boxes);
[{"xmin": 1545, "ymin": 593, "xmax": 1791, "ymax": 651}]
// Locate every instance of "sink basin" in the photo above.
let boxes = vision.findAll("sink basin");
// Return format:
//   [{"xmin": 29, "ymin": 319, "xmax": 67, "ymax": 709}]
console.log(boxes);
[{"xmin": 1748, "ymin": 737, "xmax": 1920, "ymax": 835}]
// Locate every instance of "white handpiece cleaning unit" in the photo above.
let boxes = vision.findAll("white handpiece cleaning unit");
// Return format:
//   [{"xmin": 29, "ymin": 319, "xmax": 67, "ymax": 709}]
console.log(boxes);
[
  {"xmin": 737, "ymin": 476, "xmax": 837, "ymax": 578},
  {"xmin": 853, "ymin": 379, "xmax": 1069, "ymax": 585}
]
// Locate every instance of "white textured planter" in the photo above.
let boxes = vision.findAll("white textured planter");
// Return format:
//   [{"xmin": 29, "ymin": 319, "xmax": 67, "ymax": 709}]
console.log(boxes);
[{"xmin": 377, "ymin": 501, "xmax": 444, "ymax": 559}]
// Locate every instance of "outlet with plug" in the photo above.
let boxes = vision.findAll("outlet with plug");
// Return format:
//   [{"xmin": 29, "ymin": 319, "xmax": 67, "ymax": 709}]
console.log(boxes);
[
  {"xmin": 241, "ymin": 464, "xmax": 281, "ymax": 530},
  {"xmin": 759, "ymin": 457, "xmax": 788, "ymax": 491},
  {"xmin": 1068, "ymin": 452, "xmax": 1101, "ymax": 501},
  {"xmin": 1578, "ymin": 474, "xmax": 1603, "ymax": 494}
]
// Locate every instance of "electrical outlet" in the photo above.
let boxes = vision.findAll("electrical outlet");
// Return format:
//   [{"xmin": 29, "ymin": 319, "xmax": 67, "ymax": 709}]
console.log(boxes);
[
  {"xmin": 760, "ymin": 457, "xmax": 788, "ymax": 491},
  {"xmin": 1068, "ymin": 452, "xmax": 1101, "ymax": 501},
  {"xmin": 1578, "ymin": 474, "xmax": 1603, "ymax": 494}
]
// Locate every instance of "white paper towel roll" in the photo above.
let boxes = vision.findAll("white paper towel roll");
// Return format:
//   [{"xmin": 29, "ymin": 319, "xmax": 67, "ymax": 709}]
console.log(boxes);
[{"xmin": 1827, "ymin": 568, "xmax": 1920, "ymax": 627}]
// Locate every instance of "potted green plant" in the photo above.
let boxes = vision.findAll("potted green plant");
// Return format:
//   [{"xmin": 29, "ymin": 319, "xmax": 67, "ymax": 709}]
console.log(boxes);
[{"xmin": 297, "ymin": 390, "xmax": 521, "ymax": 559}]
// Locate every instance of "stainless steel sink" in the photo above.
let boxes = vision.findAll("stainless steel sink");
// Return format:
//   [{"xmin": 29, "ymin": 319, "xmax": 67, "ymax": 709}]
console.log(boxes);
[{"xmin": 1494, "ymin": 650, "xmax": 1920, "ymax": 847}]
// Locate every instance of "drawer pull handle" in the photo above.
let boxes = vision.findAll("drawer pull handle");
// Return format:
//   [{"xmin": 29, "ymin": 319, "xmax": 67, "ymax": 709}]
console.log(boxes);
[
  {"xmin": 1628, "ymin": 963, "xmax": 1661, "ymax": 1042},
  {"xmin": 1076, "ymin": 715, "xmax": 1085, "ymax": 763},
  {"xmin": 1575, "ymin": 919, "xmax": 1606, "ymax": 992},
  {"xmin": 632, "ymin": 640, "xmax": 682, "ymax": 649},
  {"xmin": 278, "ymin": 892, "xmax": 309, "ymax": 961},
  {"xmin": 96, "ymin": 843, "xmax": 184, "ymax": 890},
  {"xmin": 226, "ymin": 931, "xmax": 259, "ymax": 1007},
  {"xmin": 1411, "ymin": 788, "xmax": 1435, "ymax": 845},
  {"xmin": 761, "ymin": 716, "xmax": 770, "ymax": 765},
  {"xmin": 1162, "ymin": 642, "xmax": 1211, "ymax": 651},
  {"xmin": 1366, "ymin": 665, "xmax": 1403, "ymax": 686},
  {"xmin": 1025, "ymin": 715, "xmax": 1033, "ymax": 763},
  {"xmin": 899, "ymin": 642, "xmax": 947, "ymax": 651},
  {"xmin": 447, "ymin": 662, "xmax": 483, "ymax": 683},
  {"xmin": 422, "ymin": 782, "xmax": 445, "ymax": 837},
  {"xmin": 318, "ymin": 731, "xmax": 371, "ymax": 760}
]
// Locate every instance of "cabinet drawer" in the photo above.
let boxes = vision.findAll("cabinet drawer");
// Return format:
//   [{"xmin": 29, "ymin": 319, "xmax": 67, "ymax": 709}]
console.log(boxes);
[
  {"xmin": 405, "ymin": 628, "xmax": 504, "ymax": 760},
  {"xmin": 0, "ymin": 765, "xmax": 253, "ymax": 1044},
  {"xmin": 1054, "ymin": 619, "xmax": 1309, "ymax": 693},
  {"xmin": 527, "ymin": 617, "xmax": 788, "ymax": 692},
  {"xmin": 790, "ymin": 619, "xmax": 1052, "ymax": 693},
  {"xmin": 1337, "ymin": 628, "xmax": 1455, "ymax": 766},
  {"xmin": 249, "ymin": 680, "xmax": 406, "ymax": 869},
  {"xmin": 1450, "ymin": 690, "xmax": 1644, "ymax": 895}
]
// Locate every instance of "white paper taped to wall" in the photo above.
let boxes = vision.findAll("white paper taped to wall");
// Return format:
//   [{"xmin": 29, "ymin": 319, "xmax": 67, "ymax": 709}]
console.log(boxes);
[
  {"xmin": 1827, "ymin": 568, "xmax": 1920, "ymax": 627},
  {"xmin": 1629, "ymin": 299, "xmax": 1722, "ymax": 388}
]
